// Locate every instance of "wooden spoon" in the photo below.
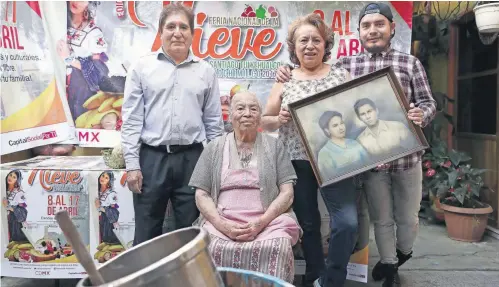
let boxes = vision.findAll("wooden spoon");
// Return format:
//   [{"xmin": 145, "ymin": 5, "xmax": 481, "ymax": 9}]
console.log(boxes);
[{"xmin": 55, "ymin": 210, "xmax": 105, "ymax": 286}]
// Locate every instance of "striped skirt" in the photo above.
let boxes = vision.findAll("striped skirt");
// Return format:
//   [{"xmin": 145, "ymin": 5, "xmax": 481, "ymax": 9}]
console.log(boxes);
[{"xmin": 208, "ymin": 235, "xmax": 295, "ymax": 283}]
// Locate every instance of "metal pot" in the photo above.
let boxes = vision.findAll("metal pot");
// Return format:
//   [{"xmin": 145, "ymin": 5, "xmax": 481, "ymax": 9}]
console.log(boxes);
[{"xmin": 76, "ymin": 227, "xmax": 223, "ymax": 287}]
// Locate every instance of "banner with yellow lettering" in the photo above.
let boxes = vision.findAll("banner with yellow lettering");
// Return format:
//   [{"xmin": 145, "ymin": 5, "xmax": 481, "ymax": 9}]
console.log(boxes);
[
  {"xmin": 40, "ymin": 1, "xmax": 413, "ymax": 147},
  {"xmin": 0, "ymin": 1, "xmax": 73, "ymax": 155}
]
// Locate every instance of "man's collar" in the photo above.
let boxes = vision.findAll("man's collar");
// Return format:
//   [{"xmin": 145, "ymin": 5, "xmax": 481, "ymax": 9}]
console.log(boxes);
[
  {"xmin": 367, "ymin": 47, "xmax": 393, "ymax": 58},
  {"xmin": 364, "ymin": 120, "xmax": 388, "ymax": 136},
  {"xmin": 156, "ymin": 48, "xmax": 199, "ymax": 64}
]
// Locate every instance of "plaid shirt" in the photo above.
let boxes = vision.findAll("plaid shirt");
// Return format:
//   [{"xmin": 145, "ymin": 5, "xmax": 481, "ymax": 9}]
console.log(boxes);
[{"xmin": 335, "ymin": 48, "xmax": 436, "ymax": 172}]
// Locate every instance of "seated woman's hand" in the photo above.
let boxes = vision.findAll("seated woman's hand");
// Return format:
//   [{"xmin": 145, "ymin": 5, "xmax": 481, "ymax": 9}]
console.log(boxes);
[
  {"xmin": 235, "ymin": 219, "xmax": 265, "ymax": 242},
  {"xmin": 218, "ymin": 220, "xmax": 248, "ymax": 241}
]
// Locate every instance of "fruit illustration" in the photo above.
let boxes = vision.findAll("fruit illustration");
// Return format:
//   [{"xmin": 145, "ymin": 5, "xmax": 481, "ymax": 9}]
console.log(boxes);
[
  {"xmin": 241, "ymin": 4, "xmax": 254, "ymax": 17},
  {"xmin": 74, "ymin": 92, "xmax": 124, "ymax": 130},
  {"xmin": 230, "ymin": 84, "xmax": 242, "ymax": 97},
  {"xmin": 1, "ymin": 79, "xmax": 58, "ymax": 133},
  {"xmin": 248, "ymin": 11, "xmax": 256, "ymax": 17},
  {"xmin": 83, "ymin": 91, "xmax": 107, "ymax": 109},
  {"xmin": 97, "ymin": 97, "xmax": 117, "ymax": 113},
  {"xmin": 267, "ymin": 6, "xmax": 279, "ymax": 18},
  {"xmin": 255, "ymin": 5, "xmax": 266, "ymax": 19},
  {"xmin": 112, "ymin": 98, "xmax": 124, "ymax": 111}
]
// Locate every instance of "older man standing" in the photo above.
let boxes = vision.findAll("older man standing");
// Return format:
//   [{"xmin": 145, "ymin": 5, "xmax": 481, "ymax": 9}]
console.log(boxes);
[
  {"xmin": 276, "ymin": 3, "xmax": 436, "ymax": 287},
  {"xmin": 121, "ymin": 3, "xmax": 223, "ymax": 245}
]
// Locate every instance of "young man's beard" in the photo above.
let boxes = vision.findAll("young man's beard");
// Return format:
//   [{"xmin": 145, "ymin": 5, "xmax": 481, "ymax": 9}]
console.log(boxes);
[{"xmin": 360, "ymin": 39, "xmax": 390, "ymax": 54}]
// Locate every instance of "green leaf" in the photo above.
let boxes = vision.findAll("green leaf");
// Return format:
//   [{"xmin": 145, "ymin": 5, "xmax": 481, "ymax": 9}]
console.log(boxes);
[
  {"xmin": 431, "ymin": 145, "xmax": 447, "ymax": 158},
  {"xmin": 436, "ymin": 182, "xmax": 450, "ymax": 197},
  {"xmin": 443, "ymin": 112, "xmax": 454, "ymax": 125},
  {"xmin": 449, "ymin": 149, "xmax": 461, "ymax": 166},
  {"xmin": 471, "ymin": 168, "xmax": 488, "ymax": 176},
  {"xmin": 471, "ymin": 184, "xmax": 481, "ymax": 197},
  {"xmin": 459, "ymin": 152, "xmax": 472, "ymax": 162},
  {"xmin": 447, "ymin": 170, "xmax": 459, "ymax": 187},
  {"xmin": 454, "ymin": 187, "xmax": 467, "ymax": 205}
]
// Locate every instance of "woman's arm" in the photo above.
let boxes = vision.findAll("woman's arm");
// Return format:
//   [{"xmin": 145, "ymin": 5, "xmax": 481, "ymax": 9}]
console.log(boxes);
[
  {"xmin": 259, "ymin": 182, "xmax": 294, "ymax": 227},
  {"xmin": 195, "ymin": 189, "xmax": 223, "ymax": 227},
  {"xmin": 261, "ymin": 82, "xmax": 284, "ymax": 131}
]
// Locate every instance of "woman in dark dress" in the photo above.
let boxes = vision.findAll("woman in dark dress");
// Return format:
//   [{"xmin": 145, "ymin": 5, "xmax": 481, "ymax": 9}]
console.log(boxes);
[
  {"xmin": 95, "ymin": 171, "xmax": 120, "ymax": 245},
  {"xmin": 2, "ymin": 170, "xmax": 29, "ymax": 243}
]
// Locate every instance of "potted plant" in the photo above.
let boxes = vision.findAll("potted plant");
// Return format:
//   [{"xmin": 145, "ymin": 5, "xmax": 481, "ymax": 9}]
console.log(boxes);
[
  {"xmin": 422, "ymin": 141, "xmax": 494, "ymax": 242},
  {"xmin": 473, "ymin": 1, "xmax": 499, "ymax": 33}
]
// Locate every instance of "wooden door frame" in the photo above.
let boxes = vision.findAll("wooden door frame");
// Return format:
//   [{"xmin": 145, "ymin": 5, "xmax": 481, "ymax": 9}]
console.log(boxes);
[{"xmin": 449, "ymin": 12, "xmax": 499, "ymax": 228}]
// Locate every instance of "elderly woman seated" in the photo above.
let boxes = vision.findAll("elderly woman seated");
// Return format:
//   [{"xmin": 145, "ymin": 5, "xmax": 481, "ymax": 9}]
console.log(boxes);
[{"xmin": 189, "ymin": 91, "xmax": 301, "ymax": 283}]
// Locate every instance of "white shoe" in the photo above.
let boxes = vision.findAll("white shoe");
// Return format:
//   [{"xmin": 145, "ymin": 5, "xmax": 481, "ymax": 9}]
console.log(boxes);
[{"xmin": 313, "ymin": 278, "xmax": 322, "ymax": 287}]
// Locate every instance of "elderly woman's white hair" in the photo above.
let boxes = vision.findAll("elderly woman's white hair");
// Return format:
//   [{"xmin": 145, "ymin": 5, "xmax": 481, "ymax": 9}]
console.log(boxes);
[{"xmin": 228, "ymin": 91, "xmax": 263, "ymax": 119}]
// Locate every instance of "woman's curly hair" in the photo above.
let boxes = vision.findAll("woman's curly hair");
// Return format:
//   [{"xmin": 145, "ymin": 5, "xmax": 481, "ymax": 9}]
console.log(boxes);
[{"xmin": 286, "ymin": 13, "xmax": 335, "ymax": 66}]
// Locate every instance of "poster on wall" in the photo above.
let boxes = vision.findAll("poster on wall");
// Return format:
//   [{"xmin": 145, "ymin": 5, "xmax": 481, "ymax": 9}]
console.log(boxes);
[
  {"xmin": 41, "ymin": 1, "xmax": 413, "ymax": 147},
  {"xmin": 0, "ymin": 1, "xmax": 73, "ymax": 155},
  {"xmin": 0, "ymin": 159, "xmax": 90, "ymax": 278},
  {"xmin": 88, "ymin": 170, "xmax": 135, "ymax": 265}
]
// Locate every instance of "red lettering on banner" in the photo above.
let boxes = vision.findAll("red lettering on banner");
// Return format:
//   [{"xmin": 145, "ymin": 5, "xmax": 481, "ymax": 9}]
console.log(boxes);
[
  {"xmin": 0, "ymin": 26, "xmax": 24, "ymax": 50},
  {"xmin": 337, "ymin": 38, "xmax": 348, "ymax": 58},
  {"xmin": 116, "ymin": 1, "xmax": 125, "ymax": 18},
  {"xmin": 332, "ymin": 11, "xmax": 354, "ymax": 36},
  {"xmin": 28, "ymin": 170, "xmax": 83, "ymax": 191},
  {"xmin": 336, "ymin": 38, "xmax": 365, "ymax": 58},
  {"xmin": 313, "ymin": 9, "xmax": 325, "ymax": 20},
  {"xmin": 78, "ymin": 131, "xmax": 100, "ymax": 142},
  {"xmin": 192, "ymin": 13, "xmax": 282, "ymax": 60},
  {"xmin": 127, "ymin": 1, "xmax": 146, "ymax": 27}
]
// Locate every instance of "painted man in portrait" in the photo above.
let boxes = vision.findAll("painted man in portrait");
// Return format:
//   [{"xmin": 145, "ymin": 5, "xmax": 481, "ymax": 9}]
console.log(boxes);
[{"xmin": 354, "ymin": 98, "xmax": 411, "ymax": 156}]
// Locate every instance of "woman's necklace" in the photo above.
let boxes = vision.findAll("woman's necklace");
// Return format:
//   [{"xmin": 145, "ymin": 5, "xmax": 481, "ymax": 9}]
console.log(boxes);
[{"xmin": 234, "ymin": 134, "xmax": 253, "ymax": 169}]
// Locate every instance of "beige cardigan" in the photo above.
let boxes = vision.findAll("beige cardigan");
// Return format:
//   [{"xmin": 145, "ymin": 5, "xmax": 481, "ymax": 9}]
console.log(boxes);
[{"xmin": 189, "ymin": 132, "xmax": 301, "ymax": 230}]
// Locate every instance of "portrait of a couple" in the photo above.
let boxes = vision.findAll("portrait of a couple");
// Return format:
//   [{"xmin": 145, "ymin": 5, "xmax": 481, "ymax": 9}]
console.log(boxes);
[{"xmin": 290, "ymin": 73, "xmax": 426, "ymax": 186}]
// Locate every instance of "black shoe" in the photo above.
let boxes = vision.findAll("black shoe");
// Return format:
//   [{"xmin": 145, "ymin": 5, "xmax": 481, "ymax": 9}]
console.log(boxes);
[
  {"xmin": 382, "ymin": 264, "xmax": 401, "ymax": 287},
  {"xmin": 396, "ymin": 249, "xmax": 413, "ymax": 267},
  {"xmin": 372, "ymin": 261, "xmax": 391, "ymax": 281},
  {"xmin": 373, "ymin": 250, "xmax": 413, "ymax": 281}
]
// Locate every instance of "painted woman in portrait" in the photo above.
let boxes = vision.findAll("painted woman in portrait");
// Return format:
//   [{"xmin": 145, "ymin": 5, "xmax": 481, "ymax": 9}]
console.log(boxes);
[{"xmin": 317, "ymin": 111, "xmax": 369, "ymax": 181}]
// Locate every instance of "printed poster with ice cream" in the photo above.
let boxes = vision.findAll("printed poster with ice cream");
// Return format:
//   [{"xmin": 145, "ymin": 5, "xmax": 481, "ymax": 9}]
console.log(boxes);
[
  {"xmin": 1, "ymin": 1, "xmax": 73, "ymax": 155},
  {"xmin": 0, "ymin": 167, "xmax": 90, "ymax": 278},
  {"xmin": 88, "ymin": 170, "xmax": 134, "ymax": 265}
]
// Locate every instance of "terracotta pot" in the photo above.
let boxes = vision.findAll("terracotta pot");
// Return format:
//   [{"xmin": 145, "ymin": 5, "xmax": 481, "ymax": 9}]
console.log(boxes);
[
  {"xmin": 440, "ymin": 203, "xmax": 493, "ymax": 242},
  {"xmin": 430, "ymin": 194, "xmax": 445, "ymax": 222}
]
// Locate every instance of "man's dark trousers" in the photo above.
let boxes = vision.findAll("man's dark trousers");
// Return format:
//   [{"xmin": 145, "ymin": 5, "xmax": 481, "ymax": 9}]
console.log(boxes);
[{"xmin": 133, "ymin": 143, "xmax": 203, "ymax": 245}]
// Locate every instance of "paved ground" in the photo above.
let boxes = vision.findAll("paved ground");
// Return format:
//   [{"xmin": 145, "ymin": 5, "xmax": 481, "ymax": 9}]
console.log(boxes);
[{"xmin": 2, "ymin": 219, "xmax": 499, "ymax": 287}]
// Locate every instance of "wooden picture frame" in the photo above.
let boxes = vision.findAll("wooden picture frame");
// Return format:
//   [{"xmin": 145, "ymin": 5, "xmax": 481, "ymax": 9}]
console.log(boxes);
[{"xmin": 288, "ymin": 66, "xmax": 429, "ymax": 187}]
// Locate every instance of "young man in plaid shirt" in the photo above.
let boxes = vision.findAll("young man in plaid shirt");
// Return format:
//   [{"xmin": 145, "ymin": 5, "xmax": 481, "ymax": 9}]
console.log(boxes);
[{"xmin": 276, "ymin": 3, "xmax": 436, "ymax": 287}]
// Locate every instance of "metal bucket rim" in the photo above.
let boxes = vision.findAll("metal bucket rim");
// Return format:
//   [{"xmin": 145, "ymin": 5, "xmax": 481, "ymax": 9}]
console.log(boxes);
[
  {"xmin": 80, "ymin": 227, "xmax": 208, "ymax": 286},
  {"xmin": 217, "ymin": 267, "xmax": 295, "ymax": 287}
]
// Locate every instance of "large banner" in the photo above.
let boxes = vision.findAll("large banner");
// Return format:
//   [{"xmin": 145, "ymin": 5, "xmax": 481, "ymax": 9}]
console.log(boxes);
[
  {"xmin": 38, "ymin": 1, "xmax": 413, "ymax": 147},
  {"xmin": 0, "ymin": 2, "xmax": 73, "ymax": 155}
]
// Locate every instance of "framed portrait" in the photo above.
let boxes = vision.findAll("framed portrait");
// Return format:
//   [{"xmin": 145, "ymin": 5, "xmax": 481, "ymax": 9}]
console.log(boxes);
[{"xmin": 288, "ymin": 66, "xmax": 429, "ymax": 187}]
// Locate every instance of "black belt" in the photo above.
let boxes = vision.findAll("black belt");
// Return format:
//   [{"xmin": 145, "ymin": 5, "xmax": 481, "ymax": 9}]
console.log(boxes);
[{"xmin": 154, "ymin": 142, "xmax": 203, "ymax": 154}]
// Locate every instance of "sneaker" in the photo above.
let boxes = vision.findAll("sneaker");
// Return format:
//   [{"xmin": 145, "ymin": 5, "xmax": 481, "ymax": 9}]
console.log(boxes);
[{"xmin": 382, "ymin": 264, "xmax": 401, "ymax": 287}]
